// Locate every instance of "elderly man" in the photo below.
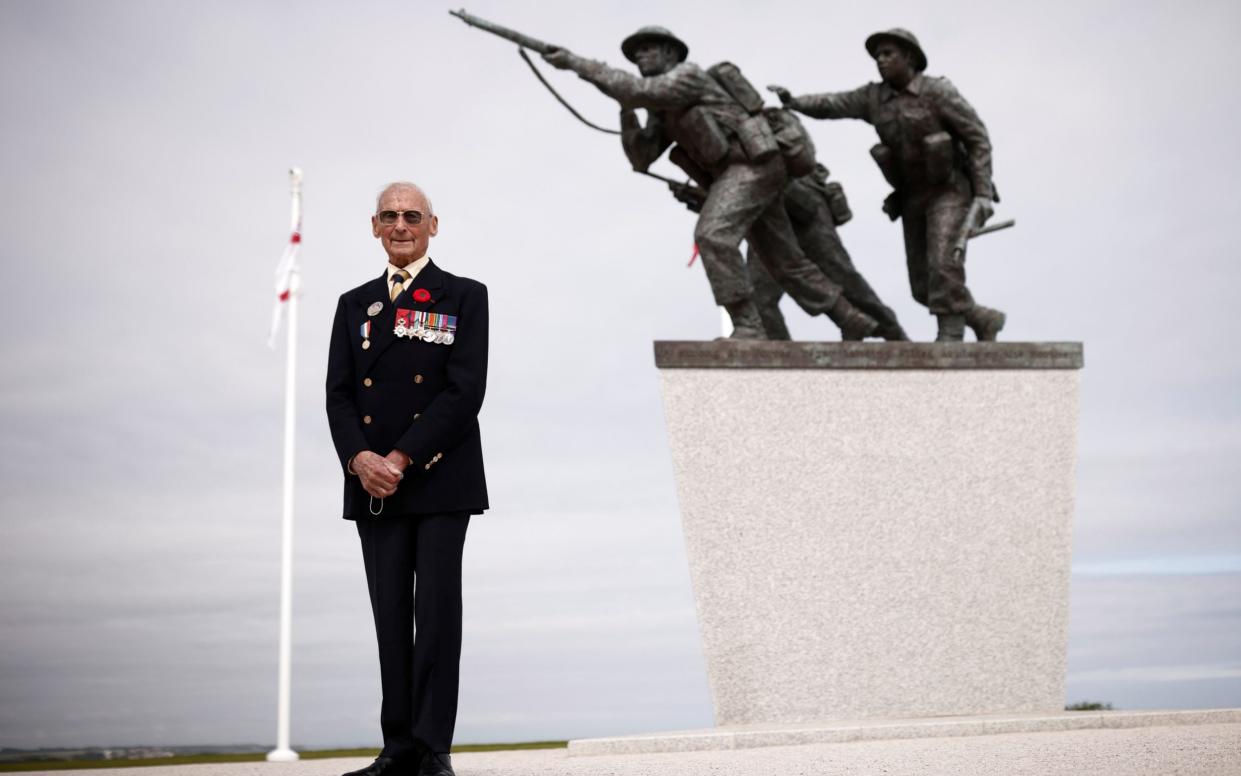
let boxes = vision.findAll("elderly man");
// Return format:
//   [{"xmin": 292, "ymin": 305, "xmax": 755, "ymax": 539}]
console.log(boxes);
[
  {"xmin": 771, "ymin": 29, "xmax": 1007, "ymax": 342},
  {"xmin": 543, "ymin": 26, "xmax": 878, "ymax": 340},
  {"xmin": 326, "ymin": 182, "xmax": 488, "ymax": 776}
]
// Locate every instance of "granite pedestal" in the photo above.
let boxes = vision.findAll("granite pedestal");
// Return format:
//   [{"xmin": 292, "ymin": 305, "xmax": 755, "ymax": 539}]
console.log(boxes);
[{"xmin": 653, "ymin": 342, "xmax": 1082, "ymax": 726}]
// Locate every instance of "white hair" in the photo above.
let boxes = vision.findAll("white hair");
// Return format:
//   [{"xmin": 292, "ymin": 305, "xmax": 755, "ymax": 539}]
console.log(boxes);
[{"xmin": 375, "ymin": 181, "xmax": 434, "ymax": 215}]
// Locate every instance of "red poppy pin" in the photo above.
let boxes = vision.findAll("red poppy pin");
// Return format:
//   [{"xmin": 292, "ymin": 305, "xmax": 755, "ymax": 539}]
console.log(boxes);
[{"xmin": 413, "ymin": 288, "xmax": 432, "ymax": 303}]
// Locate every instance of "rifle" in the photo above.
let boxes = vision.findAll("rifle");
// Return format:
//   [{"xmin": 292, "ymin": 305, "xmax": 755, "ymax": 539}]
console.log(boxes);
[
  {"xmin": 450, "ymin": 10, "xmax": 698, "ymax": 206},
  {"xmin": 448, "ymin": 9, "xmax": 557, "ymax": 54},
  {"xmin": 972, "ymin": 218, "xmax": 1015, "ymax": 238}
]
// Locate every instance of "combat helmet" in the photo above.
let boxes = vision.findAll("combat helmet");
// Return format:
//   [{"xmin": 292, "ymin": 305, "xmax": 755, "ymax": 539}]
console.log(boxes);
[
  {"xmin": 621, "ymin": 26, "xmax": 689, "ymax": 64},
  {"xmin": 865, "ymin": 28, "xmax": 927, "ymax": 72}
]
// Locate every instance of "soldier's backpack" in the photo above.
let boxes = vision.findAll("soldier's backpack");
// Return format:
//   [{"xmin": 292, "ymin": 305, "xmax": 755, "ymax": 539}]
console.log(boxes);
[{"xmin": 707, "ymin": 61, "xmax": 817, "ymax": 177}]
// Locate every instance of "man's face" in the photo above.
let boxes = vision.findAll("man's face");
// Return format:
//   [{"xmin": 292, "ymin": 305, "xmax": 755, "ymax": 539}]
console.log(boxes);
[
  {"xmin": 372, "ymin": 187, "xmax": 438, "ymax": 267},
  {"xmin": 634, "ymin": 41, "xmax": 676, "ymax": 77},
  {"xmin": 874, "ymin": 41, "xmax": 914, "ymax": 85}
]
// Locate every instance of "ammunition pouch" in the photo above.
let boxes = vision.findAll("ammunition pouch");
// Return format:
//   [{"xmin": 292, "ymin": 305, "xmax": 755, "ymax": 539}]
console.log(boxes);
[
  {"xmin": 767, "ymin": 108, "xmax": 817, "ymax": 178},
  {"xmin": 783, "ymin": 179, "xmax": 821, "ymax": 225},
  {"xmin": 923, "ymin": 131, "xmax": 954, "ymax": 185},
  {"xmin": 678, "ymin": 106, "xmax": 730, "ymax": 167},
  {"xmin": 869, "ymin": 143, "xmax": 900, "ymax": 188},
  {"xmin": 736, "ymin": 113, "xmax": 779, "ymax": 163},
  {"xmin": 824, "ymin": 181, "xmax": 852, "ymax": 226}
]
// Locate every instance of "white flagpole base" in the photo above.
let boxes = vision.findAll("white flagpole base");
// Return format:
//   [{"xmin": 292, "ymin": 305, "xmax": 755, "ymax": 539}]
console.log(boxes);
[{"xmin": 266, "ymin": 748, "xmax": 299, "ymax": 762}]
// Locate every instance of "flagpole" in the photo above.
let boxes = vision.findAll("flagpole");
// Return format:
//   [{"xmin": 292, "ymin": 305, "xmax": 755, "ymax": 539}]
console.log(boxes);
[{"xmin": 268, "ymin": 167, "xmax": 302, "ymax": 763}]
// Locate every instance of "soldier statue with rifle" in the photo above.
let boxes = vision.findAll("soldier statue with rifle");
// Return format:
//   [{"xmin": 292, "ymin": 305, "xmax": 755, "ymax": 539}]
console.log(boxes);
[
  {"xmin": 449, "ymin": 11, "xmax": 880, "ymax": 340},
  {"xmin": 770, "ymin": 28, "xmax": 1008, "ymax": 342}
]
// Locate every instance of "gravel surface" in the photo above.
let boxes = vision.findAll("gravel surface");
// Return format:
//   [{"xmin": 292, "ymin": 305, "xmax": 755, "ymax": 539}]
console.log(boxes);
[{"xmin": 20, "ymin": 723, "xmax": 1241, "ymax": 776}]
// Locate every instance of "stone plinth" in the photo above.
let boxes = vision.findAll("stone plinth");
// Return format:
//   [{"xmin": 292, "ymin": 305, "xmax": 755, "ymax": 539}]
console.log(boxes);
[
  {"xmin": 655, "ymin": 341, "xmax": 1083, "ymax": 726},
  {"xmin": 567, "ymin": 709, "xmax": 1241, "ymax": 756}
]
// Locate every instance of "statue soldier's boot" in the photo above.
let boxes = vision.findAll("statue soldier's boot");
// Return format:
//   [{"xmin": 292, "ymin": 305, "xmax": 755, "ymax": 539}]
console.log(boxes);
[
  {"xmin": 876, "ymin": 321, "xmax": 910, "ymax": 341},
  {"xmin": 722, "ymin": 299, "xmax": 767, "ymax": 340},
  {"xmin": 826, "ymin": 297, "xmax": 878, "ymax": 341},
  {"xmin": 965, "ymin": 305, "xmax": 1006, "ymax": 341},
  {"xmin": 935, "ymin": 314, "xmax": 966, "ymax": 342}
]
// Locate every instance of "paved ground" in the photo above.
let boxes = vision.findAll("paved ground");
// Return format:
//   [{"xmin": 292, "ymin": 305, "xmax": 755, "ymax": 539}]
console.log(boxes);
[{"xmin": 21, "ymin": 723, "xmax": 1241, "ymax": 776}]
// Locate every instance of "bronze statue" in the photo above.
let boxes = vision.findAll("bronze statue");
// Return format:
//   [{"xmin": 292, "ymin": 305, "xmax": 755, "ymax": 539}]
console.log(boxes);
[
  {"xmin": 668, "ymin": 157, "xmax": 907, "ymax": 341},
  {"xmin": 771, "ymin": 28, "xmax": 1007, "ymax": 341},
  {"xmin": 536, "ymin": 26, "xmax": 882, "ymax": 340}
]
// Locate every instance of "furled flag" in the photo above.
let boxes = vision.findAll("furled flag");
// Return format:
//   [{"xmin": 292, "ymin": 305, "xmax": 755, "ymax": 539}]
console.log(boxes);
[{"xmin": 268, "ymin": 168, "xmax": 304, "ymax": 348}]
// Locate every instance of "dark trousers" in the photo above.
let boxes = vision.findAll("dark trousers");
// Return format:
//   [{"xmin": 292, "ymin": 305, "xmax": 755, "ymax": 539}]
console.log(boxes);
[
  {"xmin": 900, "ymin": 187, "xmax": 977, "ymax": 315},
  {"xmin": 695, "ymin": 157, "xmax": 843, "ymax": 313},
  {"xmin": 748, "ymin": 198, "xmax": 903, "ymax": 339},
  {"xmin": 357, "ymin": 512, "xmax": 470, "ymax": 758}
]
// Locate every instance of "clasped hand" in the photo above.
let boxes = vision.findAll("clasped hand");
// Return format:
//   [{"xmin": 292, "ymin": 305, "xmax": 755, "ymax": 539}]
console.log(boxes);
[{"xmin": 353, "ymin": 450, "xmax": 409, "ymax": 499}]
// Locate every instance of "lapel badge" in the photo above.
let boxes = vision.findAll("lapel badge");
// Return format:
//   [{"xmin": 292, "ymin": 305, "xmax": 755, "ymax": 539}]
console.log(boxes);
[
  {"xmin": 367, "ymin": 301, "xmax": 383, "ymax": 317},
  {"xmin": 413, "ymin": 288, "xmax": 432, "ymax": 303}
]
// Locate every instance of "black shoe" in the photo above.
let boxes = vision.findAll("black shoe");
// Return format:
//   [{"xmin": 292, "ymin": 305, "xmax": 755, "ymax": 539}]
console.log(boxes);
[
  {"xmin": 418, "ymin": 752, "xmax": 455, "ymax": 776},
  {"xmin": 342, "ymin": 757, "xmax": 414, "ymax": 776}
]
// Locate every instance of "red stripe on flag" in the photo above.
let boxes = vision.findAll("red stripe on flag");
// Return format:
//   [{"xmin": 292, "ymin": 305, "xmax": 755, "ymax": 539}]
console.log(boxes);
[
  {"xmin": 278, "ymin": 290, "xmax": 290, "ymax": 301},
  {"xmin": 290, "ymin": 232, "xmax": 301, "ymax": 244},
  {"xmin": 687, "ymin": 243, "xmax": 699, "ymax": 267}
]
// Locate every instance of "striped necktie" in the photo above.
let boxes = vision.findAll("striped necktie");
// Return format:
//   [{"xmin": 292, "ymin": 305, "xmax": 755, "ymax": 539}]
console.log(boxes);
[{"xmin": 389, "ymin": 269, "xmax": 410, "ymax": 302}]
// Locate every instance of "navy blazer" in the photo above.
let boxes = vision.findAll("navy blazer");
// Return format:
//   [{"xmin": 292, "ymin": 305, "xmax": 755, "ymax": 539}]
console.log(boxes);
[{"xmin": 325, "ymin": 259, "xmax": 489, "ymax": 519}]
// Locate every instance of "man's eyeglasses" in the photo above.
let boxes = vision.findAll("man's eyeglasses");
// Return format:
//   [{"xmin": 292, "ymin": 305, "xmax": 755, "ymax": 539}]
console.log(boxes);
[{"xmin": 377, "ymin": 210, "xmax": 425, "ymax": 226}]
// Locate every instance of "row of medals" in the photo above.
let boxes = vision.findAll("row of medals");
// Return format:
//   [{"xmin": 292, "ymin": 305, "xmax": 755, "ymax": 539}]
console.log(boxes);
[
  {"xmin": 362, "ymin": 300, "xmax": 455, "ymax": 348},
  {"xmin": 396, "ymin": 322, "xmax": 455, "ymax": 345}
]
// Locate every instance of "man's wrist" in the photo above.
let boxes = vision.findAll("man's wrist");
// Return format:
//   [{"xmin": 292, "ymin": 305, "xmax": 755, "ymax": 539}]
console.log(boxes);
[
  {"xmin": 389, "ymin": 449, "xmax": 412, "ymax": 470},
  {"xmin": 346, "ymin": 454, "xmax": 359, "ymax": 475}
]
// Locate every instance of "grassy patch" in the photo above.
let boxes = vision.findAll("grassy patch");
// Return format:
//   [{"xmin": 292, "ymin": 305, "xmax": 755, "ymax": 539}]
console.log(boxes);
[
  {"xmin": 0, "ymin": 742, "xmax": 568, "ymax": 772},
  {"xmin": 1065, "ymin": 701, "xmax": 1114, "ymax": 711}
]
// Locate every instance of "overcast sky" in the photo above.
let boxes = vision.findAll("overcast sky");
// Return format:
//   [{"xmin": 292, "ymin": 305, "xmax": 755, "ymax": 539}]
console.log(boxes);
[{"xmin": 1, "ymin": 0, "xmax": 1239, "ymax": 750}]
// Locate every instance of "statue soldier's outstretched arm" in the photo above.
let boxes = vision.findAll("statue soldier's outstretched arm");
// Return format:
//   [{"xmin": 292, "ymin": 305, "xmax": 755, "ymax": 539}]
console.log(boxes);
[{"xmin": 776, "ymin": 86, "xmax": 873, "ymax": 122}]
